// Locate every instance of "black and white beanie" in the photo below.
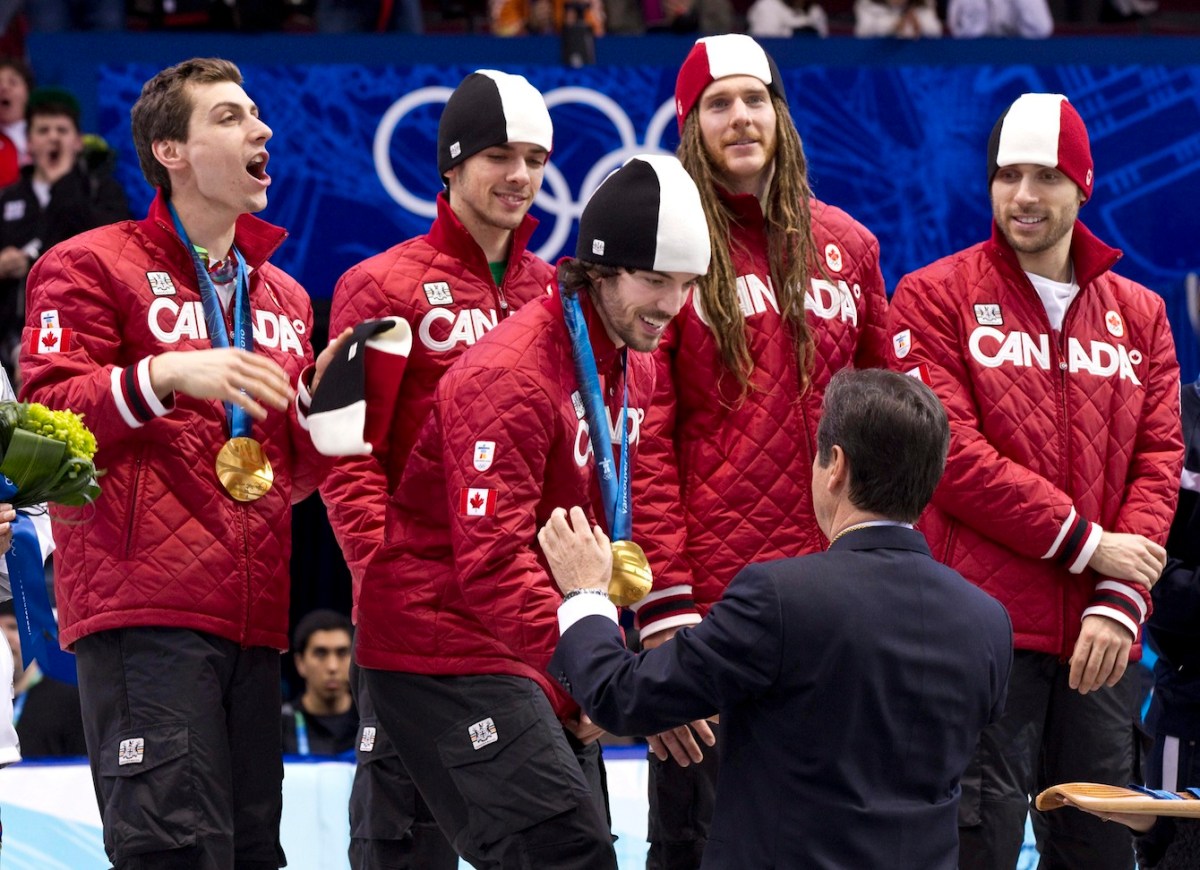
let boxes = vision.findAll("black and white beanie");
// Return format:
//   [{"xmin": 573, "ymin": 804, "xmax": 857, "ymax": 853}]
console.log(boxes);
[
  {"xmin": 576, "ymin": 154, "xmax": 711, "ymax": 276},
  {"xmin": 308, "ymin": 318, "xmax": 412, "ymax": 457},
  {"xmin": 437, "ymin": 70, "xmax": 554, "ymax": 178},
  {"xmin": 988, "ymin": 93, "xmax": 1094, "ymax": 202}
]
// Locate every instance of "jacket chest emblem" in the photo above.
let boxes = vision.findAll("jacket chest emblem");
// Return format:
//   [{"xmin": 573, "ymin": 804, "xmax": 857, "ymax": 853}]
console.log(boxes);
[
  {"xmin": 147, "ymin": 272, "xmax": 177, "ymax": 296},
  {"xmin": 1105, "ymin": 310, "xmax": 1125, "ymax": 338},
  {"xmin": 423, "ymin": 281, "xmax": 453, "ymax": 305},
  {"xmin": 974, "ymin": 303, "xmax": 1003, "ymax": 326}
]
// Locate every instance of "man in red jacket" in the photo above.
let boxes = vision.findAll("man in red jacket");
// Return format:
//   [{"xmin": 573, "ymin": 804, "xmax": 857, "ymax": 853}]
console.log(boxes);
[
  {"xmin": 631, "ymin": 33, "xmax": 891, "ymax": 868},
  {"xmin": 318, "ymin": 69, "xmax": 553, "ymax": 870},
  {"xmin": 353, "ymin": 154, "xmax": 710, "ymax": 868},
  {"xmin": 887, "ymin": 93, "xmax": 1183, "ymax": 870},
  {"xmin": 19, "ymin": 58, "xmax": 344, "ymax": 869}
]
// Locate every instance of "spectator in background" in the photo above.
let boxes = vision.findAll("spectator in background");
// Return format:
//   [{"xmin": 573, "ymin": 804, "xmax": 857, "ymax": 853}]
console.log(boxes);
[
  {"xmin": 947, "ymin": 0, "xmax": 1053, "ymax": 36},
  {"xmin": 747, "ymin": 0, "xmax": 828, "ymax": 37},
  {"xmin": 25, "ymin": 0, "xmax": 125, "ymax": 31},
  {"xmin": 855, "ymin": 0, "xmax": 943, "ymax": 35},
  {"xmin": 0, "ymin": 87, "xmax": 130, "ymax": 367},
  {"xmin": 491, "ymin": 0, "xmax": 605, "ymax": 35},
  {"xmin": 315, "ymin": 0, "xmax": 423, "ymax": 32},
  {"xmin": 0, "ymin": 600, "xmax": 86, "ymax": 757},
  {"xmin": 281, "ymin": 609, "xmax": 357, "ymax": 757},
  {"xmin": 0, "ymin": 56, "xmax": 30, "ymax": 187}
]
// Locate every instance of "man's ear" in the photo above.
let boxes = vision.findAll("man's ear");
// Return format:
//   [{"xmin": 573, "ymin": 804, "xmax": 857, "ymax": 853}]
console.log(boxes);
[
  {"xmin": 151, "ymin": 139, "xmax": 185, "ymax": 174},
  {"xmin": 827, "ymin": 444, "xmax": 848, "ymax": 493}
]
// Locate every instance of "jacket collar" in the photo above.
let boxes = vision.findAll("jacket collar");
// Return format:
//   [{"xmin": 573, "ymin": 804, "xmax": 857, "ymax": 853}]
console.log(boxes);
[
  {"xmin": 141, "ymin": 188, "xmax": 288, "ymax": 271},
  {"xmin": 547, "ymin": 277, "xmax": 623, "ymax": 374},
  {"xmin": 717, "ymin": 185, "xmax": 766, "ymax": 231},
  {"xmin": 426, "ymin": 190, "xmax": 540, "ymax": 283},
  {"xmin": 827, "ymin": 524, "xmax": 931, "ymax": 557},
  {"xmin": 986, "ymin": 218, "xmax": 1121, "ymax": 289}
]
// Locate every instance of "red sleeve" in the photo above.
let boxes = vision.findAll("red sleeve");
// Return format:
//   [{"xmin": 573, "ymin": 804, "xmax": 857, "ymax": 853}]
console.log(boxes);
[
  {"xmin": 19, "ymin": 244, "xmax": 175, "ymax": 448},
  {"xmin": 318, "ymin": 266, "xmax": 408, "ymax": 593},
  {"xmin": 853, "ymin": 233, "xmax": 891, "ymax": 370},
  {"xmin": 282, "ymin": 284, "xmax": 328, "ymax": 504},
  {"xmin": 629, "ymin": 322, "xmax": 701, "ymax": 638}
]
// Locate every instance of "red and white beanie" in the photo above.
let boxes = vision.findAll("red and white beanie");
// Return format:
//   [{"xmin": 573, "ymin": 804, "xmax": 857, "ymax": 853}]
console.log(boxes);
[
  {"xmin": 674, "ymin": 34, "xmax": 787, "ymax": 134},
  {"xmin": 987, "ymin": 93, "xmax": 1094, "ymax": 202}
]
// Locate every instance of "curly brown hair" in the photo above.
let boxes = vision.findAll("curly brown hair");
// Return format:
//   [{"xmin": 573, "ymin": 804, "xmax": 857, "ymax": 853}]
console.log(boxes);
[{"xmin": 676, "ymin": 92, "xmax": 818, "ymax": 400}]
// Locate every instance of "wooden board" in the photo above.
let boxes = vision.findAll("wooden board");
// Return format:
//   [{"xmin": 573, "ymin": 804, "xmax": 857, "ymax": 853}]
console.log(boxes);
[{"xmin": 1036, "ymin": 783, "xmax": 1200, "ymax": 818}]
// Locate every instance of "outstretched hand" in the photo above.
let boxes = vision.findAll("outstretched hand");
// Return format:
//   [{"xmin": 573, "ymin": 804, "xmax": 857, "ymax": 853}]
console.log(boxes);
[{"xmin": 150, "ymin": 348, "xmax": 293, "ymax": 421}]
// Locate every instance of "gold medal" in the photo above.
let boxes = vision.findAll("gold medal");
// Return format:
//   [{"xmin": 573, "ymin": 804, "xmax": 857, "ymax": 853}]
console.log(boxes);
[
  {"xmin": 215, "ymin": 437, "xmax": 274, "ymax": 502},
  {"xmin": 608, "ymin": 539, "xmax": 652, "ymax": 606}
]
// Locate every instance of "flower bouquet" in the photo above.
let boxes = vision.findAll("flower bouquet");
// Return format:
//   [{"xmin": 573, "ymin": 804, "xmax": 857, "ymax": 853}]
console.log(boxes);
[
  {"xmin": 0, "ymin": 400, "xmax": 99, "ymax": 685},
  {"xmin": 0, "ymin": 401, "xmax": 100, "ymax": 508}
]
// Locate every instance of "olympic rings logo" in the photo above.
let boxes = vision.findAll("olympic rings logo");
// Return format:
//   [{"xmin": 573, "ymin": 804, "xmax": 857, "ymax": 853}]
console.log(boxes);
[{"xmin": 373, "ymin": 85, "xmax": 679, "ymax": 261}]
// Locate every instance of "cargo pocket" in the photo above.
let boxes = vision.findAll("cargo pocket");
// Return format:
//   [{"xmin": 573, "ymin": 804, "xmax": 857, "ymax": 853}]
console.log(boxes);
[
  {"xmin": 438, "ymin": 695, "xmax": 586, "ymax": 848},
  {"xmin": 350, "ymin": 717, "xmax": 416, "ymax": 840},
  {"xmin": 98, "ymin": 721, "xmax": 196, "ymax": 861}
]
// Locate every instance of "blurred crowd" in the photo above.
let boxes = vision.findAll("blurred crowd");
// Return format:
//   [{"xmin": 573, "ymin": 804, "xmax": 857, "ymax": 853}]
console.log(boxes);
[{"xmin": 0, "ymin": 0, "xmax": 1181, "ymax": 41}]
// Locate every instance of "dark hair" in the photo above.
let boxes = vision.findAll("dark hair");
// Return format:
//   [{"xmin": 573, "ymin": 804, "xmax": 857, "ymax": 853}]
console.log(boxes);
[
  {"xmin": 130, "ymin": 57, "xmax": 242, "ymax": 196},
  {"xmin": 556, "ymin": 257, "xmax": 627, "ymax": 298},
  {"xmin": 816, "ymin": 369, "xmax": 949, "ymax": 523},
  {"xmin": 292, "ymin": 608, "xmax": 353, "ymax": 655},
  {"xmin": 0, "ymin": 57, "xmax": 33, "ymax": 93},
  {"xmin": 27, "ymin": 87, "xmax": 81, "ymax": 131}
]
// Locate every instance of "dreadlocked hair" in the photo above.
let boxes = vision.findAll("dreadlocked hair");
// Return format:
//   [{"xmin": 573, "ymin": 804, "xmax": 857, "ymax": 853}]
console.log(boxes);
[{"xmin": 676, "ymin": 93, "xmax": 818, "ymax": 400}]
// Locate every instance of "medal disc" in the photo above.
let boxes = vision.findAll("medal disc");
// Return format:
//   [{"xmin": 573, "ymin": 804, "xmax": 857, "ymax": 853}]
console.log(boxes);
[
  {"xmin": 608, "ymin": 539, "xmax": 652, "ymax": 606},
  {"xmin": 215, "ymin": 437, "xmax": 274, "ymax": 502}
]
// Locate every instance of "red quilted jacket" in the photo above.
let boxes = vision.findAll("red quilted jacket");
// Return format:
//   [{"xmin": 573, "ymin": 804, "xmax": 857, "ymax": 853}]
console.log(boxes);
[
  {"xmin": 887, "ymin": 221, "xmax": 1182, "ymax": 658},
  {"xmin": 355, "ymin": 291, "xmax": 654, "ymax": 720},
  {"xmin": 319, "ymin": 193, "xmax": 553, "ymax": 615},
  {"xmin": 19, "ymin": 191, "xmax": 325, "ymax": 651},
  {"xmin": 632, "ymin": 194, "xmax": 890, "ymax": 637}
]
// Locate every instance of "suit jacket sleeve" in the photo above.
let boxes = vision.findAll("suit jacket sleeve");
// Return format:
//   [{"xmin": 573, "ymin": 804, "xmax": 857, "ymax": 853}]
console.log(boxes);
[{"xmin": 550, "ymin": 563, "xmax": 784, "ymax": 736}]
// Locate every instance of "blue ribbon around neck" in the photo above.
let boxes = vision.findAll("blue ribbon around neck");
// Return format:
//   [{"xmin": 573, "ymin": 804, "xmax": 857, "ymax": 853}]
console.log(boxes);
[
  {"xmin": 1, "ymin": 476, "xmax": 75, "ymax": 684},
  {"xmin": 168, "ymin": 203, "xmax": 253, "ymax": 439},
  {"xmin": 561, "ymin": 290, "xmax": 632, "ymax": 541}
]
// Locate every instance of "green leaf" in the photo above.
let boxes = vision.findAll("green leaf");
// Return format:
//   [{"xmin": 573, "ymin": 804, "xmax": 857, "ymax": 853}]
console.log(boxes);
[{"xmin": 0, "ymin": 427, "xmax": 67, "ymax": 493}]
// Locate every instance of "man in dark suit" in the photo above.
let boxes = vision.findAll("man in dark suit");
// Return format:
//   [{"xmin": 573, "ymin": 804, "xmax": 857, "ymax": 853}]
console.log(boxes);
[{"xmin": 540, "ymin": 368, "xmax": 1014, "ymax": 869}]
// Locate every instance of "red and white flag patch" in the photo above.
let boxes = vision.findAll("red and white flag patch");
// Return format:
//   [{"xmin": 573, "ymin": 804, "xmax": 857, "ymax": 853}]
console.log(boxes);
[
  {"xmin": 460, "ymin": 487, "xmax": 497, "ymax": 517},
  {"xmin": 905, "ymin": 364, "xmax": 932, "ymax": 386},
  {"xmin": 27, "ymin": 327, "xmax": 71, "ymax": 354}
]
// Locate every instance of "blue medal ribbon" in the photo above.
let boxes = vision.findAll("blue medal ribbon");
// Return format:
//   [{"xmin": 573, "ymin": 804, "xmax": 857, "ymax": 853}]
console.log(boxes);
[
  {"xmin": 1, "ymin": 477, "xmax": 75, "ymax": 684},
  {"xmin": 561, "ymin": 290, "xmax": 632, "ymax": 541},
  {"xmin": 168, "ymin": 204, "xmax": 253, "ymax": 439}
]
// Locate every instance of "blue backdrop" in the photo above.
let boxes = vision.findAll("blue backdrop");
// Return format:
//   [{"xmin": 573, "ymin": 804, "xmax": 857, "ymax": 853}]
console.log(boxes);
[{"xmin": 33, "ymin": 34, "xmax": 1196, "ymax": 372}]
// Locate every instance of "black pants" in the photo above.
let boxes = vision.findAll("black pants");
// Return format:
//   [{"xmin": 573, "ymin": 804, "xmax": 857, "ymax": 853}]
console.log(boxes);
[
  {"xmin": 365, "ymin": 669, "xmax": 616, "ymax": 870},
  {"xmin": 74, "ymin": 627, "xmax": 285, "ymax": 870},
  {"xmin": 348, "ymin": 661, "xmax": 457, "ymax": 870},
  {"xmin": 645, "ymin": 722, "xmax": 720, "ymax": 870},
  {"xmin": 958, "ymin": 649, "xmax": 1139, "ymax": 870}
]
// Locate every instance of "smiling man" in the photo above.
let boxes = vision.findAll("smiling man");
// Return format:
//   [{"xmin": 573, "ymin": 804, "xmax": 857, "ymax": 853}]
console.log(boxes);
[
  {"xmin": 887, "ymin": 93, "xmax": 1183, "ymax": 870},
  {"xmin": 354, "ymin": 154, "xmax": 710, "ymax": 869},
  {"xmin": 630, "ymin": 33, "xmax": 891, "ymax": 869},
  {"xmin": 19, "ymin": 58, "xmax": 346, "ymax": 869},
  {"xmin": 319, "ymin": 68, "xmax": 554, "ymax": 870}
]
